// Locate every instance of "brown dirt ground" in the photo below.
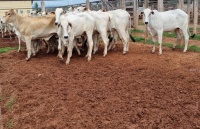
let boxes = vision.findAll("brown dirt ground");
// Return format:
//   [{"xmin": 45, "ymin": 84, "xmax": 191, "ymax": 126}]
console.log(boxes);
[{"xmin": 0, "ymin": 34, "xmax": 200, "ymax": 129}]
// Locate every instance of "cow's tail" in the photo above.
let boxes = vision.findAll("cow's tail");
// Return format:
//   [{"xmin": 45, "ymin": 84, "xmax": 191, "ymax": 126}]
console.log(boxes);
[
  {"xmin": 187, "ymin": 28, "xmax": 195, "ymax": 38},
  {"xmin": 128, "ymin": 16, "xmax": 135, "ymax": 42}
]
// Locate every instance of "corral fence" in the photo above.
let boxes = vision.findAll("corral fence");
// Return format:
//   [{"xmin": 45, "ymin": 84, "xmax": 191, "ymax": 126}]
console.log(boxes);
[{"xmin": 45, "ymin": 0, "xmax": 199, "ymax": 33}]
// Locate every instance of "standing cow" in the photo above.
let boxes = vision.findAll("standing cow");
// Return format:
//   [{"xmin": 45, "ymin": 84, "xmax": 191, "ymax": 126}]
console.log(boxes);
[
  {"xmin": 2, "ymin": 9, "xmax": 58, "ymax": 60},
  {"xmin": 59, "ymin": 13, "xmax": 95, "ymax": 64},
  {"xmin": 143, "ymin": 8, "xmax": 194, "ymax": 55}
]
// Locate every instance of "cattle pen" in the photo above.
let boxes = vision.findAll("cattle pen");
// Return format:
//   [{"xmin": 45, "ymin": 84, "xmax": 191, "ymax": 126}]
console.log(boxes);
[{"xmin": 0, "ymin": 0, "xmax": 200, "ymax": 129}]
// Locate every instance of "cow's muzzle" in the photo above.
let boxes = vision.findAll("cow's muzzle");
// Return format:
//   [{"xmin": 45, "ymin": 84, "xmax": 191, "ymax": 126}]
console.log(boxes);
[
  {"xmin": 64, "ymin": 36, "xmax": 68, "ymax": 39},
  {"xmin": 0, "ymin": 21, "xmax": 2, "ymax": 23},
  {"xmin": 55, "ymin": 22, "xmax": 58, "ymax": 25},
  {"xmin": 145, "ymin": 22, "xmax": 148, "ymax": 25}
]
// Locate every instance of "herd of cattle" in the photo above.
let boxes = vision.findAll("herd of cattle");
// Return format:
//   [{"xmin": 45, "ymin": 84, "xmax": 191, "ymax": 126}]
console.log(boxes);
[{"xmin": 0, "ymin": 6, "xmax": 194, "ymax": 64}]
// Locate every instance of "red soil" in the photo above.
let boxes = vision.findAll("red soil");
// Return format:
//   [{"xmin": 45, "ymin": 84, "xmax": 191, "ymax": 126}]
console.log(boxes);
[{"xmin": 0, "ymin": 36, "xmax": 200, "ymax": 129}]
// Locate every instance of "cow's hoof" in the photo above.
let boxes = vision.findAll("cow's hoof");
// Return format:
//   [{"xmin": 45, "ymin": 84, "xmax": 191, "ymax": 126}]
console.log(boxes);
[
  {"xmin": 159, "ymin": 53, "xmax": 162, "ymax": 55},
  {"xmin": 26, "ymin": 58, "xmax": 30, "ymax": 61},
  {"xmin": 123, "ymin": 51, "xmax": 127, "ymax": 55},
  {"xmin": 172, "ymin": 47, "xmax": 175, "ymax": 50},
  {"xmin": 183, "ymin": 50, "xmax": 187, "ymax": 53},
  {"xmin": 66, "ymin": 60, "xmax": 70, "ymax": 65},
  {"xmin": 77, "ymin": 52, "xmax": 81, "ymax": 56},
  {"xmin": 17, "ymin": 50, "xmax": 20, "ymax": 52},
  {"xmin": 87, "ymin": 58, "xmax": 91, "ymax": 62}
]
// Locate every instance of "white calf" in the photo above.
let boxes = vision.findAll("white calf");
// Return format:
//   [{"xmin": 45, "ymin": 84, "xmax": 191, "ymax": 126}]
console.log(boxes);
[
  {"xmin": 97, "ymin": 9, "xmax": 134, "ymax": 54},
  {"xmin": 59, "ymin": 13, "xmax": 95, "ymax": 64},
  {"xmin": 143, "ymin": 8, "xmax": 192, "ymax": 55},
  {"xmin": 74, "ymin": 7, "xmax": 111, "ymax": 56},
  {"xmin": 55, "ymin": 8, "xmax": 81, "ymax": 57}
]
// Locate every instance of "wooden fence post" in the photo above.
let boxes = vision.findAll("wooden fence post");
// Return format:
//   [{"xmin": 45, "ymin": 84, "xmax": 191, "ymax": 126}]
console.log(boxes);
[
  {"xmin": 41, "ymin": 1, "xmax": 45, "ymax": 12},
  {"xmin": 178, "ymin": 0, "xmax": 184, "ymax": 10},
  {"xmin": 193, "ymin": 0, "xmax": 198, "ymax": 34},
  {"xmin": 144, "ymin": 0, "xmax": 149, "ymax": 42},
  {"xmin": 120, "ymin": 0, "xmax": 125, "ymax": 10},
  {"xmin": 187, "ymin": 0, "xmax": 191, "ymax": 23},
  {"xmin": 86, "ymin": 0, "xmax": 90, "ymax": 9},
  {"xmin": 101, "ymin": 0, "xmax": 107, "ymax": 11},
  {"xmin": 158, "ymin": 0, "xmax": 164, "ymax": 11},
  {"xmin": 133, "ymin": 0, "xmax": 138, "ymax": 29}
]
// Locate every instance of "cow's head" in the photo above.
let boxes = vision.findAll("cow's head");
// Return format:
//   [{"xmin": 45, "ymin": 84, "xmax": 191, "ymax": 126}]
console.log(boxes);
[
  {"xmin": 68, "ymin": 6, "xmax": 75, "ymax": 12},
  {"xmin": 55, "ymin": 8, "xmax": 64, "ymax": 26},
  {"xmin": 143, "ymin": 8, "xmax": 154, "ymax": 25},
  {"xmin": 2, "ymin": 9, "xmax": 16, "ymax": 24},
  {"xmin": 74, "ymin": 6, "xmax": 88, "ymax": 13},
  {"xmin": 60, "ymin": 15, "xmax": 72, "ymax": 42}
]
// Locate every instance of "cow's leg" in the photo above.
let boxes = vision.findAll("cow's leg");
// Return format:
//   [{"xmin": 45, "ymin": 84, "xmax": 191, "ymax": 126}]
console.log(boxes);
[
  {"xmin": 46, "ymin": 40, "xmax": 51, "ymax": 54},
  {"xmin": 157, "ymin": 31, "xmax": 163, "ymax": 55},
  {"xmin": 74, "ymin": 39, "xmax": 81, "ymax": 56},
  {"xmin": 108, "ymin": 31, "xmax": 118, "ymax": 51},
  {"xmin": 66, "ymin": 39, "xmax": 74, "ymax": 64},
  {"xmin": 152, "ymin": 35, "xmax": 156, "ymax": 53},
  {"xmin": 85, "ymin": 31, "xmax": 94, "ymax": 61},
  {"xmin": 1, "ymin": 29, "xmax": 3, "ymax": 38},
  {"xmin": 182, "ymin": 28, "xmax": 189, "ymax": 53},
  {"xmin": 92, "ymin": 33, "xmax": 99, "ymax": 54},
  {"xmin": 173, "ymin": 29, "xmax": 182, "ymax": 49},
  {"xmin": 57, "ymin": 38, "xmax": 64, "ymax": 60},
  {"xmin": 25, "ymin": 37, "xmax": 32, "ymax": 61},
  {"xmin": 9, "ymin": 30, "xmax": 12, "ymax": 40},
  {"xmin": 100, "ymin": 31, "xmax": 109, "ymax": 57},
  {"xmin": 31, "ymin": 40, "xmax": 38, "ymax": 56},
  {"xmin": 17, "ymin": 35, "xmax": 21, "ymax": 52},
  {"xmin": 125, "ymin": 29, "xmax": 130, "ymax": 52},
  {"xmin": 117, "ymin": 29, "xmax": 128, "ymax": 54},
  {"xmin": 35, "ymin": 40, "xmax": 41, "ymax": 53}
]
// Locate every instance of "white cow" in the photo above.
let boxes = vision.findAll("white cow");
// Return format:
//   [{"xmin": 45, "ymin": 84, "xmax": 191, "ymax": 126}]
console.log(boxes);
[
  {"xmin": 143, "ymin": 8, "xmax": 193, "ymax": 55},
  {"xmin": 74, "ymin": 7, "xmax": 111, "ymax": 56},
  {"xmin": 55, "ymin": 8, "xmax": 81, "ymax": 58},
  {"xmin": 0, "ymin": 17, "xmax": 4, "ymax": 38},
  {"xmin": 59, "ymin": 13, "xmax": 95, "ymax": 64},
  {"xmin": 76, "ymin": 7, "xmax": 134, "ymax": 54}
]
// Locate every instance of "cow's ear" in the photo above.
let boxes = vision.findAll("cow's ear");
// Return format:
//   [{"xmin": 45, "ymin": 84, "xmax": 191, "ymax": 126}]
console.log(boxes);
[
  {"xmin": 72, "ymin": 6, "xmax": 74, "ymax": 10},
  {"xmin": 84, "ymin": 7, "xmax": 88, "ymax": 11},
  {"xmin": 10, "ymin": 9, "xmax": 15, "ymax": 15},
  {"xmin": 63, "ymin": 10, "xmax": 66, "ymax": 14},
  {"xmin": 69, "ymin": 23, "xmax": 72, "ymax": 28},
  {"xmin": 151, "ymin": 11, "xmax": 154, "ymax": 14}
]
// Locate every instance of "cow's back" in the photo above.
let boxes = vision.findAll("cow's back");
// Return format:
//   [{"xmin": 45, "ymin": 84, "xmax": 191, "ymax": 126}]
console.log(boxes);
[
  {"xmin": 22, "ymin": 16, "xmax": 56, "ymax": 35},
  {"xmin": 150, "ymin": 9, "xmax": 189, "ymax": 31},
  {"xmin": 108, "ymin": 9, "xmax": 130, "ymax": 29},
  {"xmin": 67, "ymin": 13, "xmax": 95, "ymax": 35}
]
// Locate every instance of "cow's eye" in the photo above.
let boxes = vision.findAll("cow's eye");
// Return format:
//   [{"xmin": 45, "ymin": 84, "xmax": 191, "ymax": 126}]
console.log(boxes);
[{"xmin": 7, "ymin": 13, "xmax": 10, "ymax": 16}]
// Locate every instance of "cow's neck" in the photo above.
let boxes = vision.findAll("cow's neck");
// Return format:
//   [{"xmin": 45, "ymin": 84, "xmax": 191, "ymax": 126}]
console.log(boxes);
[{"xmin": 12, "ymin": 14, "xmax": 24, "ymax": 33}]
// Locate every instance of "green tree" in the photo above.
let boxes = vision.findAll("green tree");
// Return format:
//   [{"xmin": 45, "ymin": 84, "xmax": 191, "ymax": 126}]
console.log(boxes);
[{"xmin": 34, "ymin": 2, "xmax": 38, "ymax": 10}]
